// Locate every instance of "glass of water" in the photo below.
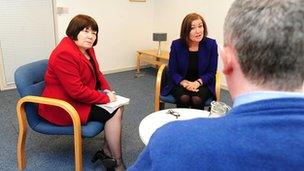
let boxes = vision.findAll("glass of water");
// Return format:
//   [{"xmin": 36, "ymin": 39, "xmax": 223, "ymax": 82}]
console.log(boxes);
[{"xmin": 210, "ymin": 101, "xmax": 231, "ymax": 116}]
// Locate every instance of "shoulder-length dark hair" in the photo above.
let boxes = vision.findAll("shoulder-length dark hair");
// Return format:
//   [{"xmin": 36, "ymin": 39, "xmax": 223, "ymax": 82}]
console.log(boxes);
[
  {"xmin": 66, "ymin": 14, "xmax": 99, "ymax": 46},
  {"xmin": 180, "ymin": 13, "xmax": 208, "ymax": 45}
]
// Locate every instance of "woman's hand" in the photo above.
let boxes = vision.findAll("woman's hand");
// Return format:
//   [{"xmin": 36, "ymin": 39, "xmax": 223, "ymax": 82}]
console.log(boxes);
[
  {"xmin": 188, "ymin": 81, "xmax": 200, "ymax": 92},
  {"xmin": 180, "ymin": 80, "xmax": 190, "ymax": 88},
  {"xmin": 107, "ymin": 91, "xmax": 117, "ymax": 102},
  {"xmin": 184, "ymin": 81, "xmax": 200, "ymax": 92},
  {"xmin": 180, "ymin": 80, "xmax": 199, "ymax": 92}
]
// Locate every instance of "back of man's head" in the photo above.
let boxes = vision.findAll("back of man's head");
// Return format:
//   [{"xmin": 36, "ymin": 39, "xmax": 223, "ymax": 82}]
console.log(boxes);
[{"xmin": 224, "ymin": 0, "xmax": 304, "ymax": 91}]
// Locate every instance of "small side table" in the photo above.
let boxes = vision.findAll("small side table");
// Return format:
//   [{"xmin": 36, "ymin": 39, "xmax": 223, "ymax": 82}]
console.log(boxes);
[
  {"xmin": 135, "ymin": 49, "xmax": 169, "ymax": 76},
  {"xmin": 139, "ymin": 108, "xmax": 221, "ymax": 145}
]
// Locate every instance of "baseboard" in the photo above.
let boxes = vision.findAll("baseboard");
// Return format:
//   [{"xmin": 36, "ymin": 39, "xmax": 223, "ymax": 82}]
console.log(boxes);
[
  {"xmin": 0, "ymin": 82, "xmax": 16, "ymax": 91},
  {"xmin": 103, "ymin": 64, "xmax": 151, "ymax": 74},
  {"xmin": 1, "ymin": 64, "xmax": 229, "ymax": 92},
  {"xmin": 0, "ymin": 45, "xmax": 16, "ymax": 91},
  {"xmin": 103, "ymin": 66, "xmax": 134, "ymax": 74}
]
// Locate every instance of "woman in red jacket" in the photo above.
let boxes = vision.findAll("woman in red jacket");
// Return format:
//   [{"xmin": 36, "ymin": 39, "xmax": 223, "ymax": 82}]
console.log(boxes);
[{"xmin": 38, "ymin": 14, "xmax": 125, "ymax": 170}]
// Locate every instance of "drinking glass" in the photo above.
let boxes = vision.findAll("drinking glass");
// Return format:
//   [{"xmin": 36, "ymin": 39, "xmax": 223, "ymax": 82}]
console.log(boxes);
[{"xmin": 210, "ymin": 101, "xmax": 231, "ymax": 116}]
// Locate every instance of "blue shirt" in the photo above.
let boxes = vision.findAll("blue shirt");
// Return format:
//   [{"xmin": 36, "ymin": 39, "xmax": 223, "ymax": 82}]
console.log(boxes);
[{"xmin": 233, "ymin": 91, "xmax": 304, "ymax": 107}]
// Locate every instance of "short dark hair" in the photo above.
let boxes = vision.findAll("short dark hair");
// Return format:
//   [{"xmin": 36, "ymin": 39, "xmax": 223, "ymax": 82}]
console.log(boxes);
[
  {"xmin": 224, "ymin": 0, "xmax": 304, "ymax": 90},
  {"xmin": 66, "ymin": 14, "xmax": 99, "ymax": 46},
  {"xmin": 180, "ymin": 13, "xmax": 208, "ymax": 45}
]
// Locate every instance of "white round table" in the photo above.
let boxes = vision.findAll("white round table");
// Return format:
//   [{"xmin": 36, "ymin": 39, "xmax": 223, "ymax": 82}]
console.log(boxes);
[{"xmin": 139, "ymin": 108, "xmax": 221, "ymax": 145}]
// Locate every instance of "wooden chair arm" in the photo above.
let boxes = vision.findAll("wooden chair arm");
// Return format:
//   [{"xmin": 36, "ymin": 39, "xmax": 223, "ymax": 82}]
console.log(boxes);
[
  {"xmin": 16, "ymin": 95, "xmax": 81, "ymax": 132},
  {"xmin": 16, "ymin": 95, "xmax": 82, "ymax": 171},
  {"xmin": 215, "ymin": 71, "xmax": 221, "ymax": 101},
  {"xmin": 154, "ymin": 64, "xmax": 166, "ymax": 111}
]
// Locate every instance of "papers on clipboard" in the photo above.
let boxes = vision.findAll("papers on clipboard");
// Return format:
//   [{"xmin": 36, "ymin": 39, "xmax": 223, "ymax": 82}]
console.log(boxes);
[{"xmin": 97, "ymin": 95, "xmax": 130, "ymax": 113}]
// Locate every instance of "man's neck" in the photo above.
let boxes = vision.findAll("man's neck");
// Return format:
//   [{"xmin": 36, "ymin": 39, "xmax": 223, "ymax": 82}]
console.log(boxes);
[
  {"xmin": 229, "ymin": 78, "xmax": 304, "ymax": 101},
  {"xmin": 233, "ymin": 90, "xmax": 304, "ymax": 107}
]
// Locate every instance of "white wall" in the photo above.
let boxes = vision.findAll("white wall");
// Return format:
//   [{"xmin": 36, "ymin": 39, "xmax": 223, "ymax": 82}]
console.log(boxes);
[
  {"xmin": 55, "ymin": 0, "xmax": 154, "ymax": 73},
  {"xmin": 153, "ymin": 0, "xmax": 234, "ymax": 87},
  {"xmin": 0, "ymin": 0, "xmax": 234, "ymax": 90}
]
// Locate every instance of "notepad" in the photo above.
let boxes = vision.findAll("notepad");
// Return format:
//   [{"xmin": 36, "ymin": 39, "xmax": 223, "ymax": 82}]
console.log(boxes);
[{"xmin": 97, "ymin": 95, "xmax": 130, "ymax": 113}]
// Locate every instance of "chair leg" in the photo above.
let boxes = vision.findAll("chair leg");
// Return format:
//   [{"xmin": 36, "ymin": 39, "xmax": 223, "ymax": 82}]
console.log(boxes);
[
  {"xmin": 160, "ymin": 102, "xmax": 165, "ymax": 110},
  {"xmin": 154, "ymin": 101, "xmax": 160, "ymax": 112},
  {"xmin": 73, "ymin": 129, "xmax": 83, "ymax": 171},
  {"xmin": 17, "ymin": 126, "xmax": 27, "ymax": 170},
  {"xmin": 155, "ymin": 99, "xmax": 162, "ymax": 112},
  {"xmin": 16, "ymin": 102, "xmax": 27, "ymax": 170}
]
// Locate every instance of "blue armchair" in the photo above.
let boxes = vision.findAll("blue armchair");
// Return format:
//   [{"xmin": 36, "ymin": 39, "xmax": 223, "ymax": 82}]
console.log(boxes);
[
  {"xmin": 154, "ymin": 64, "xmax": 221, "ymax": 111},
  {"xmin": 14, "ymin": 59, "xmax": 104, "ymax": 171}
]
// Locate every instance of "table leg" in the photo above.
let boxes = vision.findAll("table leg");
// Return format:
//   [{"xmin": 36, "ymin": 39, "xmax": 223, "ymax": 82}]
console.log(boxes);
[
  {"xmin": 135, "ymin": 52, "xmax": 143, "ymax": 78},
  {"xmin": 136, "ymin": 52, "xmax": 141, "ymax": 73}
]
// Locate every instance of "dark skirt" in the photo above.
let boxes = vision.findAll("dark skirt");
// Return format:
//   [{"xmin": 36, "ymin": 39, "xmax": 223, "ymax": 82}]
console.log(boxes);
[
  {"xmin": 171, "ymin": 84, "xmax": 213, "ymax": 106},
  {"xmin": 87, "ymin": 105, "xmax": 118, "ymax": 124}
]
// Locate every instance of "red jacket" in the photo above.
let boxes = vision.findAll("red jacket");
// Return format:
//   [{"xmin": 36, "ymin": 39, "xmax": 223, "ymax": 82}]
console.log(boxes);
[{"xmin": 38, "ymin": 37, "xmax": 111, "ymax": 125}]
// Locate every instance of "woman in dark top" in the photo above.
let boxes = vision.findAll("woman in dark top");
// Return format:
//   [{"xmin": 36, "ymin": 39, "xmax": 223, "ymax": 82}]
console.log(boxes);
[{"xmin": 163, "ymin": 13, "xmax": 218, "ymax": 109}]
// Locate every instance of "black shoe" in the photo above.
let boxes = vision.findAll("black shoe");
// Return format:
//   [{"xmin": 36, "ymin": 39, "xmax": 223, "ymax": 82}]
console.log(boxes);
[{"xmin": 91, "ymin": 149, "xmax": 117, "ymax": 168}]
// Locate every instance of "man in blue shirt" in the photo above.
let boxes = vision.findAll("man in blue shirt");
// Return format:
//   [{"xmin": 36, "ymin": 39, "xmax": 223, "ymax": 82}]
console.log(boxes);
[{"xmin": 129, "ymin": 0, "xmax": 304, "ymax": 170}]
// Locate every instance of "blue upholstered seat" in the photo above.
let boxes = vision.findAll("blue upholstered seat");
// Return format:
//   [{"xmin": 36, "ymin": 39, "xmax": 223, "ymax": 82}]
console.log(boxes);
[
  {"xmin": 14, "ymin": 59, "xmax": 103, "ymax": 170},
  {"xmin": 160, "ymin": 94, "xmax": 176, "ymax": 103},
  {"xmin": 14, "ymin": 59, "xmax": 104, "ymax": 137},
  {"xmin": 33, "ymin": 121, "xmax": 103, "ymax": 137}
]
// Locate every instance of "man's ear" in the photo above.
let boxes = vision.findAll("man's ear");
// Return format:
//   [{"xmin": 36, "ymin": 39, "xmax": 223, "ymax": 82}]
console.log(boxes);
[{"xmin": 220, "ymin": 46, "xmax": 234, "ymax": 74}]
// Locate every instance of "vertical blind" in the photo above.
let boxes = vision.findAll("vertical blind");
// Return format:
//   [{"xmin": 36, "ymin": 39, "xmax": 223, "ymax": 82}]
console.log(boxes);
[{"xmin": 0, "ymin": 0, "xmax": 56, "ymax": 88}]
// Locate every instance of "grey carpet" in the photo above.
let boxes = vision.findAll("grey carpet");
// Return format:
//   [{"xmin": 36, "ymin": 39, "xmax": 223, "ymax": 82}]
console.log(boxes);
[{"xmin": 0, "ymin": 68, "xmax": 232, "ymax": 170}]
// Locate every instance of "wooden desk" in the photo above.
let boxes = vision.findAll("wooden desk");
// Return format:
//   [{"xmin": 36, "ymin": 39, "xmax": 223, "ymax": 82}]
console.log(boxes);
[{"xmin": 136, "ymin": 49, "xmax": 169, "ymax": 73}]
